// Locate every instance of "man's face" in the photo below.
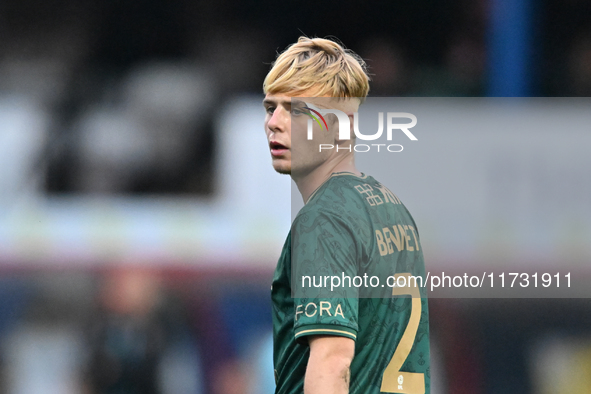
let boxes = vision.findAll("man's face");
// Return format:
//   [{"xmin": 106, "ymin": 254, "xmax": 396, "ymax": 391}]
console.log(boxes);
[{"xmin": 263, "ymin": 93, "xmax": 339, "ymax": 177}]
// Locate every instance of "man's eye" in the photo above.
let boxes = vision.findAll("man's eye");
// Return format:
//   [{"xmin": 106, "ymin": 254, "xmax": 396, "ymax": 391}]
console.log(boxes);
[
  {"xmin": 266, "ymin": 107, "xmax": 275, "ymax": 114},
  {"xmin": 291, "ymin": 108, "xmax": 305, "ymax": 116}
]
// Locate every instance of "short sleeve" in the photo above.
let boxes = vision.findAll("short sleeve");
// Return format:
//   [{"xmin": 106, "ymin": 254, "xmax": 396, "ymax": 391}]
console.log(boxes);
[{"xmin": 291, "ymin": 211, "xmax": 359, "ymax": 341}]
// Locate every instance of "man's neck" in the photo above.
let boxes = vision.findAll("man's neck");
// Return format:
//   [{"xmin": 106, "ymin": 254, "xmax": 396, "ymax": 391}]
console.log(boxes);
[{"xmin": 292, "ymin": 154, "xmax": 361, "ymax": 204}]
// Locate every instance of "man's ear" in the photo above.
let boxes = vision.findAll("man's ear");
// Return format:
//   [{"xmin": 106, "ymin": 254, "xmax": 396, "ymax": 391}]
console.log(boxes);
[{"xmin": 325, "ymin": 113, "xmax": 340, "ymax": 143}]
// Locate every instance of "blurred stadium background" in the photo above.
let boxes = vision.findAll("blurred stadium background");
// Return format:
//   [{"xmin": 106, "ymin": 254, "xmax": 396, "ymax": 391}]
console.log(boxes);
[{"xmin": 0, "ymin": 0, "xmax": 591, "ymax": 393}]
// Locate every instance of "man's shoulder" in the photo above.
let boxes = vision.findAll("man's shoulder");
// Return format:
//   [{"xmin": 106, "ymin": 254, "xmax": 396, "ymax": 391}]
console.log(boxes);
[
  {"xmin": 313, "ymin": 173, "xmax": 400, "ymax": 211},
  {"xmin": 311, "ymin": 172, "xmax": 378, "ymax": 204},
  {"xmin": 295, "ymin": 174, "xmax": 368, "ymax": 220},
  {"xmin": 291, "ymin": 173, "xmax": 386, "ymax": 239}
]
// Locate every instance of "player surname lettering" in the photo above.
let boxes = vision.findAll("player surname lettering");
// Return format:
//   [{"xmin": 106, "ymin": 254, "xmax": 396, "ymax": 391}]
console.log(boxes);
[{"xmin": 375, "ymin": 225, "xmax": 420, "ymax": 256}]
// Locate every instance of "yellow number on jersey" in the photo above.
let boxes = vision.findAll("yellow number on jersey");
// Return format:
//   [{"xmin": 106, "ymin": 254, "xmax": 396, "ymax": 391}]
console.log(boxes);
[{"xmin": 380, "ymin": 273, "xmax": 425, "ymax": 393}]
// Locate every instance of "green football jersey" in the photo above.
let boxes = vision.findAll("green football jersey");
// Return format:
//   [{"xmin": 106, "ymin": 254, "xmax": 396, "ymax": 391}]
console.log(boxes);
[{"xmin": 271, "ymin": 172, "xmax": 430, "ymax": 394}]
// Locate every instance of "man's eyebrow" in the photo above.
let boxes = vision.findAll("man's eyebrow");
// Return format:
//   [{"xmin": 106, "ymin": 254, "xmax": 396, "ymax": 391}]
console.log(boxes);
[{"xmin": 263, "ymin": 98, "xmax": 291, "ymax": 107}]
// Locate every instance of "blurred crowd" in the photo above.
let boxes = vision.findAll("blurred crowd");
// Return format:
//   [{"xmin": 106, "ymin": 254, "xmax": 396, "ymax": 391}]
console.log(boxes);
[
  {"xmin": 0, "ymin": 268, "xmax": 273, "ymax": 394},
  {"xmin": 0, "ymin": 0, "xmax": 588, "ymax": 198}
]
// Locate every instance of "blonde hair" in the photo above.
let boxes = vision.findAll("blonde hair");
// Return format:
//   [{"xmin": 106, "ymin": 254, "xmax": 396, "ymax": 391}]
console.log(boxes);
[{"xmin": 263, "ymin": 36, "xmax": 370, "ymax": 99}]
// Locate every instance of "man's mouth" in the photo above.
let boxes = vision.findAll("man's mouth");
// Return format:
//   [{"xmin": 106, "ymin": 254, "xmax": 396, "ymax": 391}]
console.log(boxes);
[{"xmin": 270, "ymin": 141, "xmax": 289, "ymax": 156}]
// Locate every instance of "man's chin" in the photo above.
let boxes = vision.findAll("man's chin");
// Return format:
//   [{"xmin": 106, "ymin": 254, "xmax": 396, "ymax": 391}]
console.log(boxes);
[{"xmin": 273, "ymin": 164, "xmax": 291, "ymax": 175}]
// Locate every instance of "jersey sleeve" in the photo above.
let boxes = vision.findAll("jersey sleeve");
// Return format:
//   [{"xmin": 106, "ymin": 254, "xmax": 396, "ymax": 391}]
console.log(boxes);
[{"xmin": 291, "ymin": 210, "xmax": 359, "ymax": 342}]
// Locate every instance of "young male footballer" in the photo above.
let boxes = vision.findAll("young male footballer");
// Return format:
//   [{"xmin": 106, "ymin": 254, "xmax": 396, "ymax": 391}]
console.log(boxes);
[{"xmin": 264, "ymin": 36, "xmax": 430, "ymax": 394}]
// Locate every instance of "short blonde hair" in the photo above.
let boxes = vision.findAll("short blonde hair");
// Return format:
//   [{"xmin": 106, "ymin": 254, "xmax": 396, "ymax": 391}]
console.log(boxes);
[{"xmin": 263, "ymin": 36, "xmax": 370, "ymax": 99}]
